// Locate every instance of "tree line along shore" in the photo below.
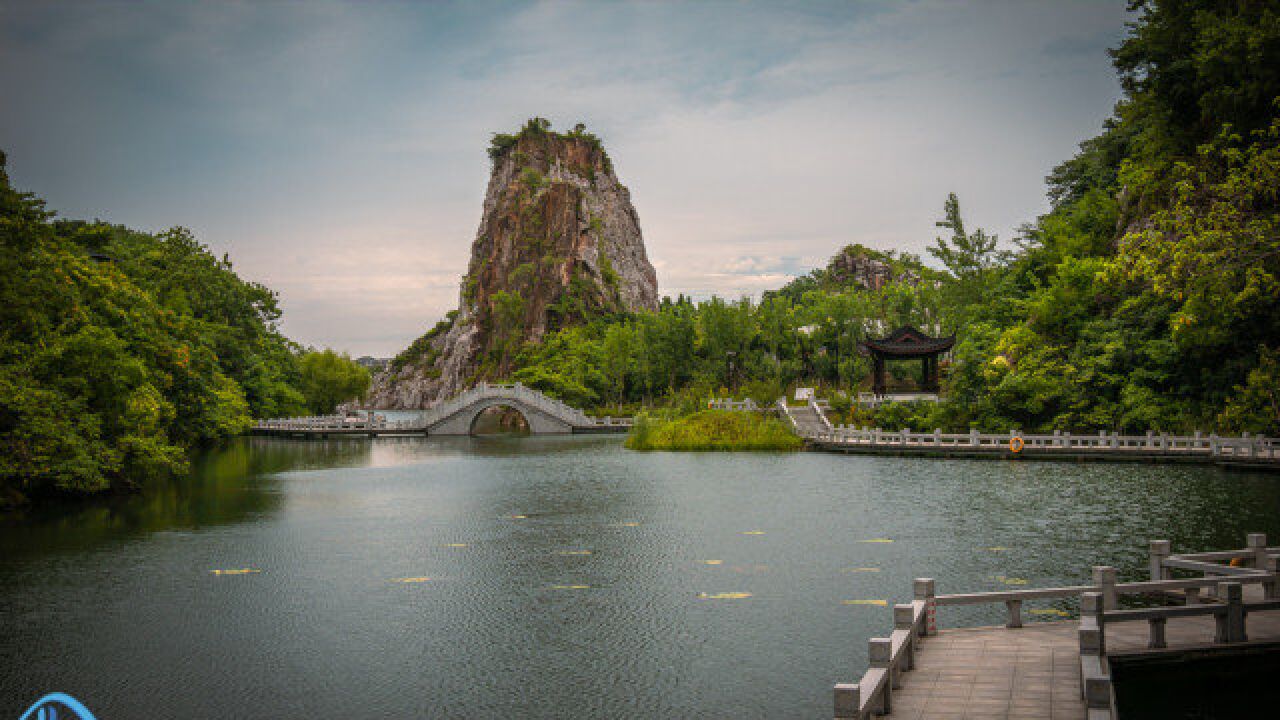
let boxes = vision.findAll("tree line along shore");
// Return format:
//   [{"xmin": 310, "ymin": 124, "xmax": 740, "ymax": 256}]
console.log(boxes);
[{"xmin": 4, "ymin": 1, "xmax": 1279, "ymax": 497}]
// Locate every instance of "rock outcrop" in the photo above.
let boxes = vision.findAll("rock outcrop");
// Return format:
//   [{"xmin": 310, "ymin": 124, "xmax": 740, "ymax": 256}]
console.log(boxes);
[
  {"xmin": 825, "ymin": 245, "xmax": 918, "ymax": 290},
  {"xmin": 367, "ymin": 120, "xmax": 658, "ymax": 409}
]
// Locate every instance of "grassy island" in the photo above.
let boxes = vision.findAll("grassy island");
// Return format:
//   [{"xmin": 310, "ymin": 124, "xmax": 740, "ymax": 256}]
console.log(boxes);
[{"xmin": 625, "ymin": 410, "xmax": 802, "ymax": 452}]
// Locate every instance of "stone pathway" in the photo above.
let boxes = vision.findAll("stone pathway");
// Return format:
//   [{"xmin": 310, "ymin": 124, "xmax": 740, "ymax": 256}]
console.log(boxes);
[{"xmin": 885, "ymin": 606, "xmax": 1280, "ymax": 720}]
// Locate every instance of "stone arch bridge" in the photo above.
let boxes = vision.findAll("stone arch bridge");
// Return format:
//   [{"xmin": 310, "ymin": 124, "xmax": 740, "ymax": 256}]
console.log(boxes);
[{"xmin": 252, "ymin": 383, "xmax": 630, "ymax": 437}]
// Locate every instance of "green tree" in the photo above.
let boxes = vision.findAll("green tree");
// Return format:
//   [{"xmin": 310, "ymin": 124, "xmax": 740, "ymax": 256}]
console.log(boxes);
[{"xmin": 298, "ymin": 350, "xmax": 371, "ymax": 415}]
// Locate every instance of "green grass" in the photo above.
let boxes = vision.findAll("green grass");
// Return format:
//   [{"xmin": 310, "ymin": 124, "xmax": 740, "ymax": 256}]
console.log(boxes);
[{"xmin": 625, "ymin": 410, "xmax": 803, "ymax": 452}]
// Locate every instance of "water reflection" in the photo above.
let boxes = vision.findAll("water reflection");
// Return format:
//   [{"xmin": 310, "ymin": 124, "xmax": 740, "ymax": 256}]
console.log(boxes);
[{"xmin": 1, "ymin": 439, "xmax": 1278, "ymax": 719}]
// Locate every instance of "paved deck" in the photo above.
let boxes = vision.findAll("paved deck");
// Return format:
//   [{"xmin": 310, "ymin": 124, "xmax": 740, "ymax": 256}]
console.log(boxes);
[{"xmin": 887, "ymin": 605, "xmax": 1280, "ymax": 719}]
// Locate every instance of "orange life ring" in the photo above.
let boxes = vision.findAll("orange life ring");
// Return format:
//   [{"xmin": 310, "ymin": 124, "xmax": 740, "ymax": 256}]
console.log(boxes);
[{"xmin": 1010, "ymin": 436, "xmax": 1025, "ymax": 453}]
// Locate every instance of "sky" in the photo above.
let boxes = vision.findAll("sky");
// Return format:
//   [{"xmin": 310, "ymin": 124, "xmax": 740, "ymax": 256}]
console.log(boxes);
[{"xmin": 1, "ymin": 0, "xmax": 1130, "ymax": 357}]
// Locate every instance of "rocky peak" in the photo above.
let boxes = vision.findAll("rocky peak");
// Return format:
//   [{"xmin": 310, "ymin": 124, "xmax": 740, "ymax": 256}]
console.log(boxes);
[
  {"xmin": 825, "ymin": 245, "xmax": 918, "ymax": 290},
  {"xmin": 366, "ymin": 119, "xmax": 658, "ymax": 409}
]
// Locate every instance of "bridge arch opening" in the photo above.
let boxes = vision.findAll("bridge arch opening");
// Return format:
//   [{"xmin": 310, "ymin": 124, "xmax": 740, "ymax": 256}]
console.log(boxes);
[{"xmin": 469, "ymin": 404, "xmax": 531, "ymax": 437}]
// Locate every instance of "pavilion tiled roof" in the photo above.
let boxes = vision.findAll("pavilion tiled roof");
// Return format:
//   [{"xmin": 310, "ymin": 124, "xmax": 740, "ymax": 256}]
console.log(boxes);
[{"xmin": 858, "ymin": 326, "xmax": 955, "ymax": 357}]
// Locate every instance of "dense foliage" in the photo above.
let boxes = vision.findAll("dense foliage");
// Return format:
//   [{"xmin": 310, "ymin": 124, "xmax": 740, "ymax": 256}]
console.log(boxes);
[
  {"xmin": 0, "ymin": 157, "xmax": 364, "ymax": 505},
  {"xmin": 506, "ymin": 248, "xmax": 942, "ymax": 415},
  {"xmin": 298, "ymin": 350, "xmax": 371, "ymax": 415},
  {"xmin": 503, "ymin": 1, "xmax": 1280, "ymax": 437},
  {"xmin": 625, "ymin": 411, "xmax": 802, "ymax": 452}
]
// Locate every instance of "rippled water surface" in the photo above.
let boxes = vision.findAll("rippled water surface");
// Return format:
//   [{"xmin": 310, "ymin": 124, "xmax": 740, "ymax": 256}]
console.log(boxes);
[{"xmin": 2, "ymin": 437, "xmax": 1279, "ymax": 718}]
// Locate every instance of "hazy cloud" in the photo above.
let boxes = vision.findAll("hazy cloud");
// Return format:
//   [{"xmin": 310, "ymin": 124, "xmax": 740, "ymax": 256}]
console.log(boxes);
[{"xmin": 1, "ymin": 0, "xmax": 1128, "ymax": 355}]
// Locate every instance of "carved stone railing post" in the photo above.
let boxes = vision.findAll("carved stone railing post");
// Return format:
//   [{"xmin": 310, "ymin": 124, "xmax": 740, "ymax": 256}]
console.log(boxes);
[
  {"xmin": 1079, "ymin": 591, "xmax": 1105, "ymax": 657},
  {"xmin": 914, "ymin": 578, "xmax": 937, "ymax": 636},
  {"xmin": 833, "ymin": 683, "xmax": 860, "ymax": 719},
  {"xmin": 1092, "ymin": 566, "xmax": 1118, "ymax": 610},
  {"xmin": 869, "ymin": 638, "xmax": 893, "ymax": 707},
  {"xmin": 1149, "ymin": 540, "xmax": 1171, "ymax": 581},
  {"xmin": 1217, "ymin": 582, "xmax": 1246, "ymax": 643},
  {"xmin": 1004, "ymin": 599, "xmax": 1023, "ymax": 628},
  {"xmin": 1084, "ymin": 675, "xmax": 1113, "ymax": 712},
  {"xmin": 1147, "ymin": 616, "xmax": 1167, "ymax": 649},
  {"xmin": 893, "ymin": 604, "xmax": 917, "ymax": 669},
  {"xmin": 1248, "ymin": 533, "xmax": 1268, "ymax": 570}
]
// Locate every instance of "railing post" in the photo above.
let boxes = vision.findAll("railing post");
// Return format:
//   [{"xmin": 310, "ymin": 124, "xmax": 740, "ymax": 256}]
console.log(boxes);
[
  {"xmin": 1148, "ymin": 617, "xmax": 1167, "ymax": 649},
  {"xmin": 893, "ymin": 604, "xmax": 917, "ymax": 669},
  {"xmin": 869, "ymin": 636, "xmax": 894, "ymax": 708},
  {"xmin": 1092, "ymin": 566, "xmax": 1118, "ymax": 610},
  {"xmin": 1149, "ymin": 540, "xmax": 1171, "ymax": 581},
  {"xmin": 833, "ymin": 683, "xmax": 860, "ymax": 720},
  {"xmin": 1084, "ymin": 675, "xmax": 1113, "ymax": 712},
  {"xmin": 1079, "ymin": 591, "xmax": 1106, "ymax": 657},
  {"xmin": 1248, "ymin": 532, "xmax": 1268, "ymax": 569},
  {"xmin": 914, "ymin": 578, "xmax": 937, "ymax": 636},
  {"xmin": 1004, "ymin": 599, "xmax": 1023, "ymax": 628},
  {"xmin": 970, "ymin": 428, "xmax": 978, "ymax": 446},
  {"xmin": 1219, "ymin": 582, "xmax": 1246, "ymax": 643}
]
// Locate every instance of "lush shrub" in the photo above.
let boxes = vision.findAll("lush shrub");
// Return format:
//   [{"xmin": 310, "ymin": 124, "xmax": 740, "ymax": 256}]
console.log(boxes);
[{"xmin": 625, "ymin": 410, "xmax": 802, "ymax": 452}]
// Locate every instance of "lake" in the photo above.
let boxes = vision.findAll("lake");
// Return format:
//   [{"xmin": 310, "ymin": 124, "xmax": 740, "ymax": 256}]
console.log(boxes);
[{"xmin": 2, "ymin": 436, "xmax": 1278, "ymax": 718}]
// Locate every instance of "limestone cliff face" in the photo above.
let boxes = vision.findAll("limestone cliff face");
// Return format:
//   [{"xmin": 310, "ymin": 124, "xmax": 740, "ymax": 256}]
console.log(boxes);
[{"xmin": 367, "ymin": 123, "xmax": 658, "ymax": 409}]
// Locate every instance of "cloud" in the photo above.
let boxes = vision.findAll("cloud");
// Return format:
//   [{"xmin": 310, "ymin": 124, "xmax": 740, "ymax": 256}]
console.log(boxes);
[{"xmin": 0, "ymin": 0, "xmax": 1128, "ymax": 355}]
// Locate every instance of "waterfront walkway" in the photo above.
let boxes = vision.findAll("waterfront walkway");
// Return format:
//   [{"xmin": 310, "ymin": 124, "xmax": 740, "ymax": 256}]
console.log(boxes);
[
  {"xmin": 804, "ymin": 414, "xmax": 1278, "ymax": 471},
  {"xmin": 878, "ymin": 601, "xmax": 1280, "ymax": 720},
  {"xmin": 835, "ymin": 534, "xmax": 1280, "ymax": 719}
]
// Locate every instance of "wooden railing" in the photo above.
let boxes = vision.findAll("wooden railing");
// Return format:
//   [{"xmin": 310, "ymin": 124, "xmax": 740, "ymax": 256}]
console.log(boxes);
[
  {"xmin": 833, "ymin": 533, "xmax": 1280, "ymax": 719},
  {"xmin": 815, "ymin": 426, "xmax": 1277, "ymax": 460}
]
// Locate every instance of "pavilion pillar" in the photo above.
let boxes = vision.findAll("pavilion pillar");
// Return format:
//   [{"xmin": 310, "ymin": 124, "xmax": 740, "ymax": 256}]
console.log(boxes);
[{"xmin": 872, "ymin": 354, "xmax": 886, "ymax": 396}]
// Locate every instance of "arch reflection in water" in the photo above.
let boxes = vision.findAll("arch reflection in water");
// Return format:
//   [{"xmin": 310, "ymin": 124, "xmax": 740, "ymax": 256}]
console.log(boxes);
[{"xmin": 469, "ymin": 404, "xmax": 532, "ymax": 437}]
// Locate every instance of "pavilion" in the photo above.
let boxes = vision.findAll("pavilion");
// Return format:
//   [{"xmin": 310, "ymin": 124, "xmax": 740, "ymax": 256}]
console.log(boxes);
[{"xmin": 858, "ymin": 326, "xmax": 955, "ymax": 396}]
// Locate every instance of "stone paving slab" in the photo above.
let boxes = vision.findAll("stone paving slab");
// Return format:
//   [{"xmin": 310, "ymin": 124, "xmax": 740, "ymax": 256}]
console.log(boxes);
[{"xmin": 888, "ymin": 607, "xmax": 1280, "ymax": 719}]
